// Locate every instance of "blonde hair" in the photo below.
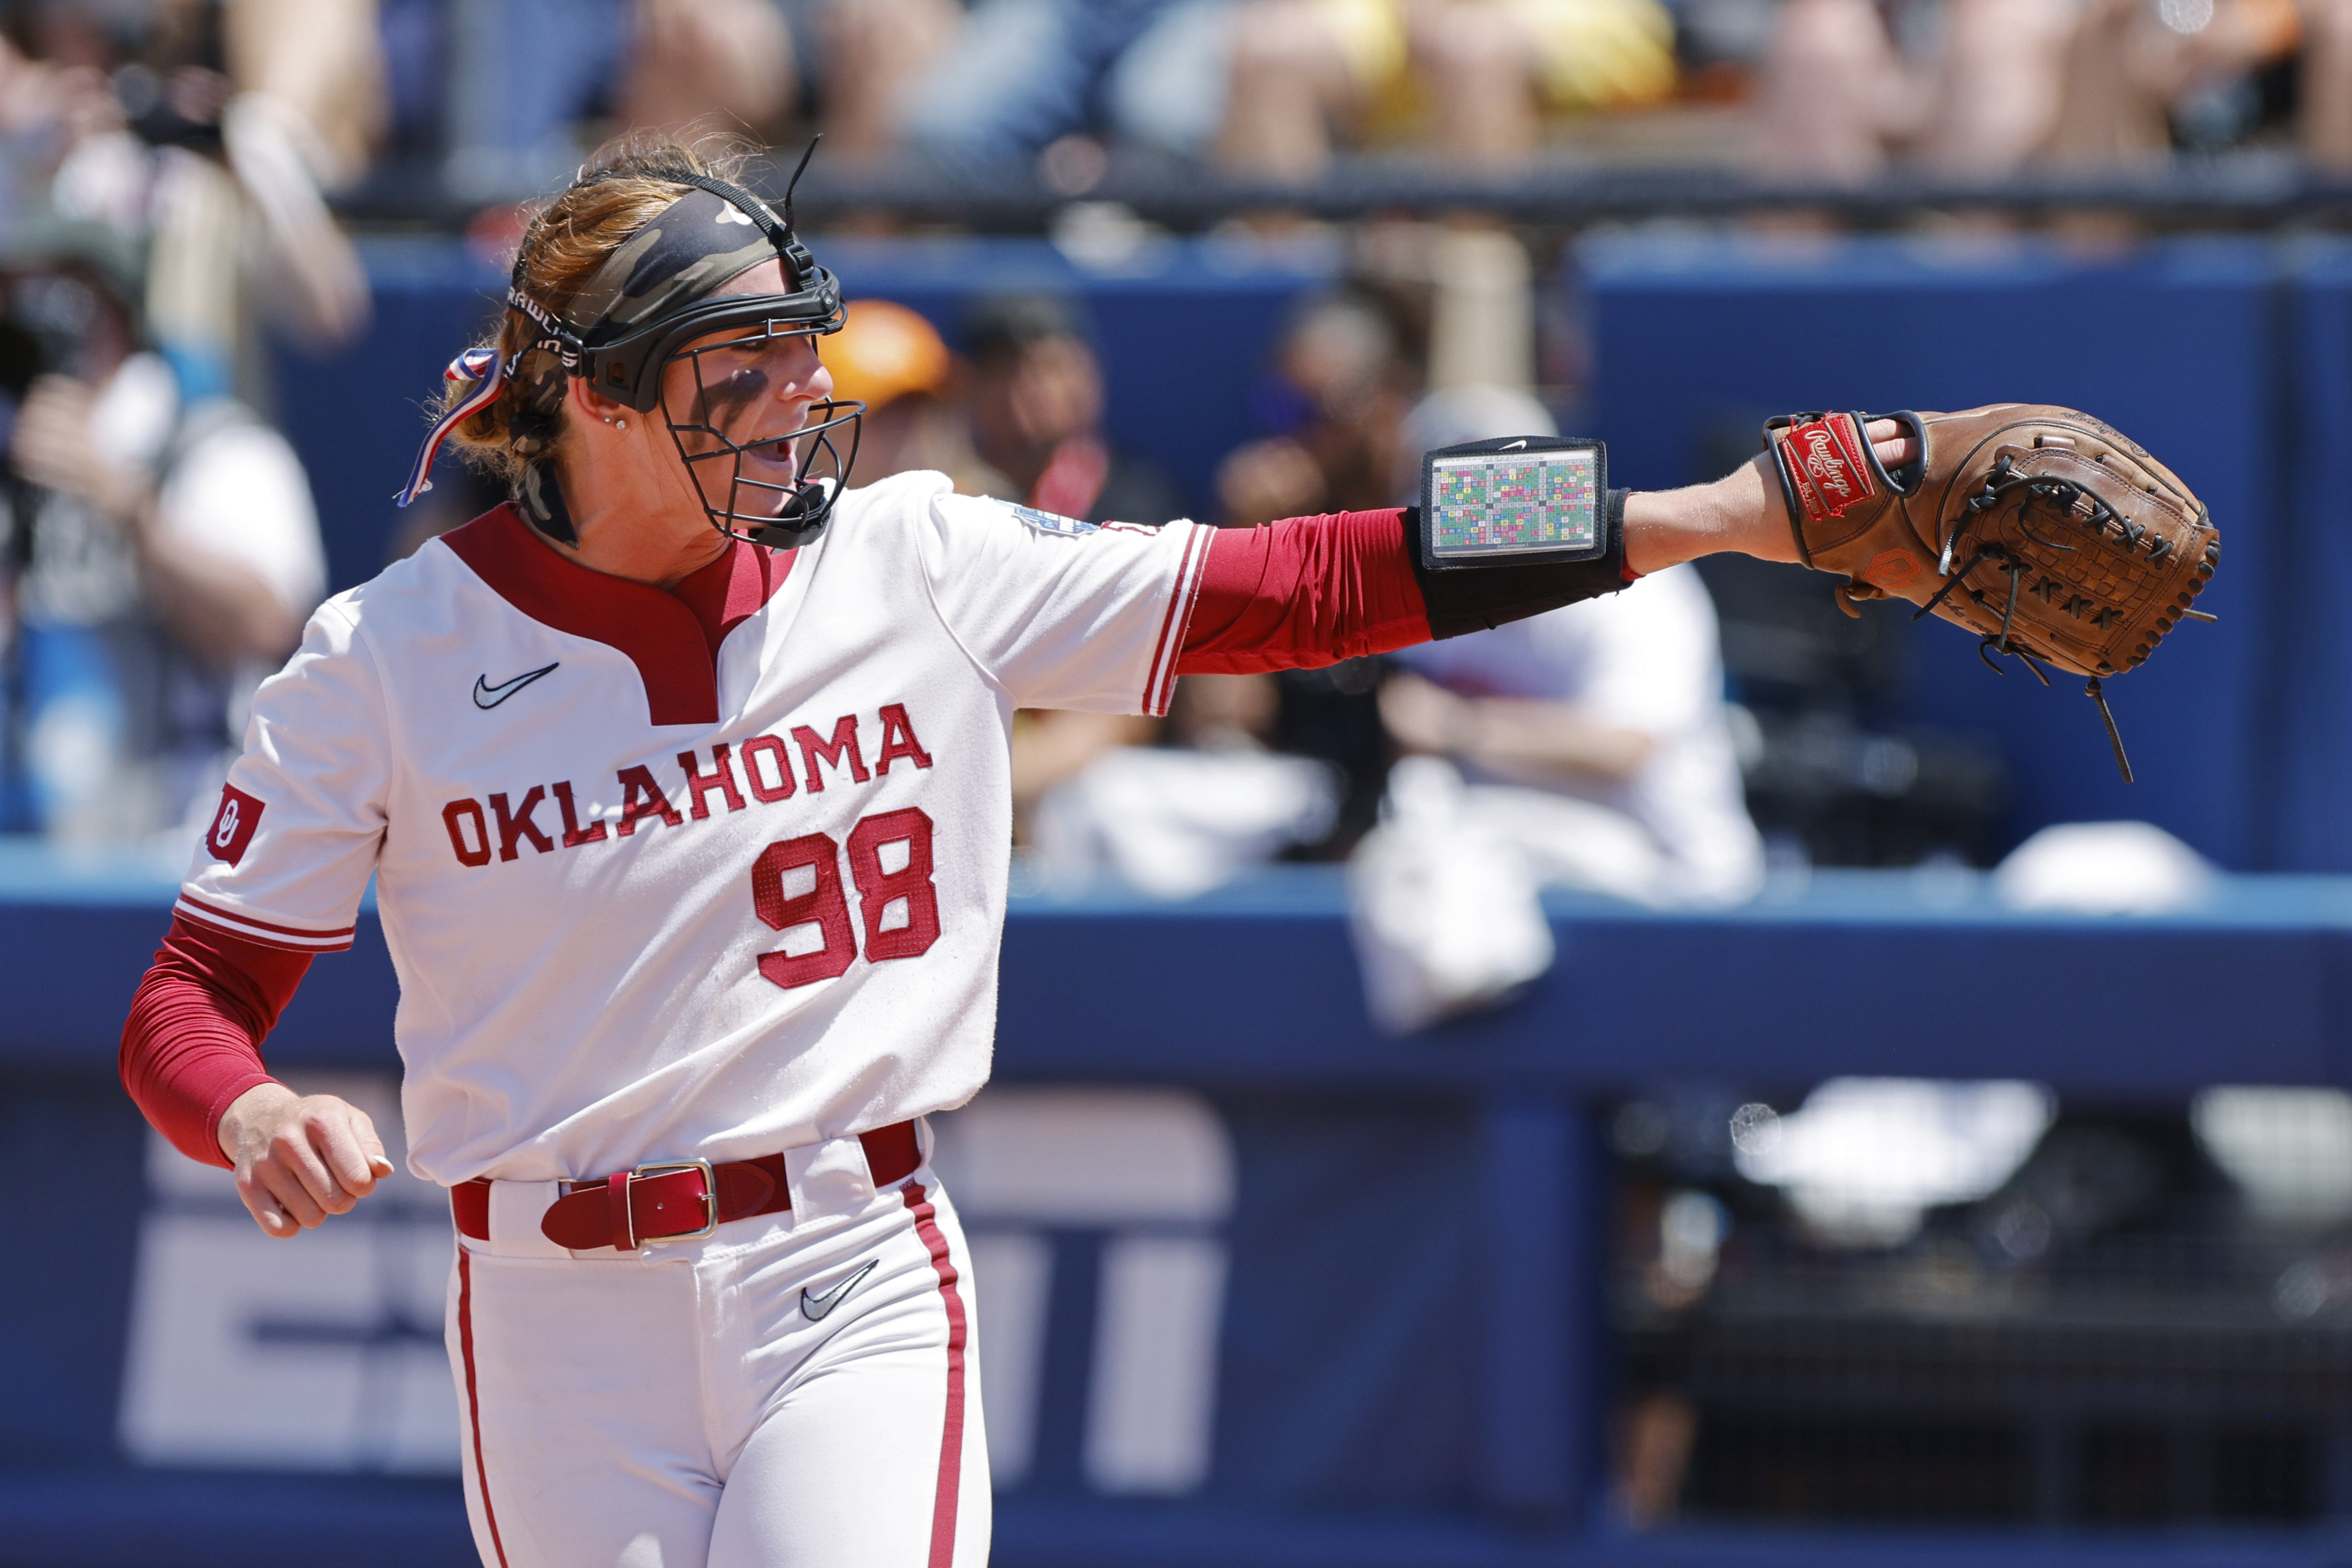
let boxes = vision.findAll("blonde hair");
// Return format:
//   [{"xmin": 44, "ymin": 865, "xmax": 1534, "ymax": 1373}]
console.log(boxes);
[{"xmin": 435, "ymin": 131, "xmax": 761, "ymax": 483}]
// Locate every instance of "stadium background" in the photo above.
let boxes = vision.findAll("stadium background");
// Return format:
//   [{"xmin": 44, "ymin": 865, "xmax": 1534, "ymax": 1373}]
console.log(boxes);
[{"xmin": 12, "ymin": 75, "xmax": 2352, "ymax": 1568}]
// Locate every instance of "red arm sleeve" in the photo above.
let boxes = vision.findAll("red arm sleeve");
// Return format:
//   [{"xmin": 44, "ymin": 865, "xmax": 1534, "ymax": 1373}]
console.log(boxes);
[
  {"xmin": 1174, "ymin": 508, "xmax": 1430, "ymax": 676},
  {"xmin": 120, "ymin": 916, "xmax": 312, "ymax": 1169}
]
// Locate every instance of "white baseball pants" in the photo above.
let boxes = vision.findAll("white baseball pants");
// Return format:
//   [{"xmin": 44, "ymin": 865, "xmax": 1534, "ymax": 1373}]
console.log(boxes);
[{"xmin": 443, "ymin": 1135, "xmax": 990, "ymax": 1568}]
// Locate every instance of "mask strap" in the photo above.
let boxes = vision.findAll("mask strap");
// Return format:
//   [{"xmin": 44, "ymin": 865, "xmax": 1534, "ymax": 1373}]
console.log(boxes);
[
  {"xmin": 396, "ymin": 347, "xmax": 508, "ymax": 507},
  {"xmin": 661, "ymin": 158, "xmax": 817, "ymax": 287}
]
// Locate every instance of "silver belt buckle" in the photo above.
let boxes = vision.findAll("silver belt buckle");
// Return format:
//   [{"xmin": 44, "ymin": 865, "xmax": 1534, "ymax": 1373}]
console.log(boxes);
[{"xmin": 633, "ymin": 1158, "xmax": 719, "ymax": 1242}]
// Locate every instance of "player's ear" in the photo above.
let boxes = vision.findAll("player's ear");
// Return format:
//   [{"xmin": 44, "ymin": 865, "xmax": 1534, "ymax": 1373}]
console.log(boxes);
[{"xmin": 570, "ymin": 377, "xmax": 631, "ymax": 429}]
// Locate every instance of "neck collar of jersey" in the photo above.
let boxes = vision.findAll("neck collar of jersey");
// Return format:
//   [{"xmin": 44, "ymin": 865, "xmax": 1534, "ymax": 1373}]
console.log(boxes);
[{"xmin": 440, "ymin": 504, "xmax": 790, "ymax": 726}]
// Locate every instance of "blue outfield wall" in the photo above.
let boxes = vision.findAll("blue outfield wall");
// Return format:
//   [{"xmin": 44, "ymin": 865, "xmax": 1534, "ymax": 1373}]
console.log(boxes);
[
  {"xmin": 2278, "ymin": 240, "xmax": 2352, "ymax": 875},
  {"xmin": 13, "ymin": 850, "xmax": 2352, "ymax": 1567}
]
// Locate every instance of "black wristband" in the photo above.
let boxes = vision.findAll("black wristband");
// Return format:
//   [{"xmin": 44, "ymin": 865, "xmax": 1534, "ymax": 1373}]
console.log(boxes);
[{"xmin": 1404, "ymin": 488, "xmax": 1631, "ymax": 641}]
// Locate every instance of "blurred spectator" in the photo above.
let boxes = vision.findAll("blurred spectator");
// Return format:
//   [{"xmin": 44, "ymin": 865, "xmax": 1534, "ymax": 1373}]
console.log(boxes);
[
  {"xmin": 1394, "ymin": 0, "xmax": 1678, "ymax": 165},
  {"xmin": 221, "ymin": 0, "xmax": 387, "ymax": 189},
  {"xmin": 1749, "ymin": 0, "xmax": 2318, "ymax": 185},
  {"xmin": 961, "ymin": 291, "xmax": 1183, "ymax": 525},
  {"xmin": 878, "ymin": 0, "xmax": 1671, "ymax": 175},
  {"xmin": 1200, "ymin": 287, "xmax": 1425, "ymax": 858},
  {"xmin": 612, "ymin": 0, "xmax": 798, "ymax": 142},
  {"xmin": 0, "ymin": 218, "xmax": 324, "ymax": 842},
  {"xmin": 1748, "ymin": 0, "xmax": 1913, "ymax": 182},
  {"xmin": 1019, "ymin": 671, "xmax": 1339, "ymax": 896},
  {"xmin": 1215, "ymin": 285, "xmax": 1416, "ymax": 526},
  {"xmin": 1006, "ymin": 287, "xmax": 1395, "ymax": 889},
  {"xmin": 1211, "ymin": 0, "xmax": 1403, "ymax": 180},
  {"xmin": 1375, "ymin": 385, "xmax": 1762, "ymax": 907},
  {"xmin": 443, "ymin": 0, "xmax": 956, "ymax": 191},
  {"xmin": 2306, "ymin": 0, "xmax": 2352, "ymax": 171},
  {"xmin": 824, "ymin": 297, "xmax": 1009, "ymax": 495},
  {"xmin": 3, "ymin": 0, "xmax": 376, "ymax": 395},
  {"xmin": 891, "ymin": 0, "xmax": 1211, "ymax": 167},
  {"xmin": 1911, "ymin": 0, "xmax": 2079, "ymax": 178},
  {"xmin": 2043, "ymin": 0, "xmax": 2299, "ymax": 169},
  {"xmin": 1009, "ymin": 706, "xmax": 1155, "ymax": 845},
  {"xmin": 814, "ymin": 0, "xmax": 965, "ymax": 156},
  {"xmin": 443, "ymin": 0, "xmax": 785, "ymax": 192}
]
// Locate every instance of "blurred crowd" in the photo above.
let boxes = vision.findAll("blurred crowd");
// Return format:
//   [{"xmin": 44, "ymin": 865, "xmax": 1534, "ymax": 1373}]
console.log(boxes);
[
  {"xmin": 1751, "ymin": 0, "xmax": 2352, "ymax": 181},
  {"xmin": 0, "ymin": 0, "xmax": 346, "ymax": 847},
  {"xmin": 0, "ymin": 0, "xmax": 2186, "ymax": 926},
  {"xmin": 6, "ymin": 0, "xmax": 2345, "ymax": 232}
]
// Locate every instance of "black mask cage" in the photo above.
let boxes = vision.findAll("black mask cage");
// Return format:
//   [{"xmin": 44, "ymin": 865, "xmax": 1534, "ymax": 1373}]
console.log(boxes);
[{"xmin": 659, "ymin": 312, "xmax": 864, "ymax": 550}]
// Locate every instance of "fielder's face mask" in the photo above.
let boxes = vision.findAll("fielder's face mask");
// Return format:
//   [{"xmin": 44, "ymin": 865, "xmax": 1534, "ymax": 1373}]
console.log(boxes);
[{"xmin": 399, "ymin": 156, "xmax": 860, "ymax": 551}]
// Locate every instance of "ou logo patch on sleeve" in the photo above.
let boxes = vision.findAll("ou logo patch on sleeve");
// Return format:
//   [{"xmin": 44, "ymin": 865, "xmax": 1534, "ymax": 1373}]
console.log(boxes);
[{"xmin": 206, "ymin": 784, "xmax": 265, "ymax": 866}]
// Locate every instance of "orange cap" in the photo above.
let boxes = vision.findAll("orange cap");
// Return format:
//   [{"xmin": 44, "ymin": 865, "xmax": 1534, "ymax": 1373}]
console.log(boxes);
[{"xmin": 822, "ymin": 299, "xmax": 951, "ymax": 412}]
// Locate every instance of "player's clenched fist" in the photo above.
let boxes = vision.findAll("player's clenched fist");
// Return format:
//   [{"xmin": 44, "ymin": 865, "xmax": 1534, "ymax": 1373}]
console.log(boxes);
[{"xmin": 216, "ymin": 1084, "xmax": 395, "ymax": 1238}]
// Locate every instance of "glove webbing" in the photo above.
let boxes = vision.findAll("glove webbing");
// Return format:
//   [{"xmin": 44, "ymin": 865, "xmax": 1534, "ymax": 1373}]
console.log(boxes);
[{"xmin": 1915, "ymin": 461, "xmax": 2154, "ymax": 782}]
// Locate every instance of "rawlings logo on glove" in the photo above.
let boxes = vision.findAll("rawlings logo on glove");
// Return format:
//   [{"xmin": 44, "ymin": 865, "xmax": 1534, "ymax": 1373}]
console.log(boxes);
[
  {"xmin": 1763, "ymin": 404, "xmax": 2218, "ymax": 781},
  {"xmin": 1781, "ymin": 414, "xmax": 1878, "ymax": 522}
]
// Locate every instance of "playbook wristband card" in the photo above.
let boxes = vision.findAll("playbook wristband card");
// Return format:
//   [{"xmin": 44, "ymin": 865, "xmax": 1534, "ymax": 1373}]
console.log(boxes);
[{"xmin": 1417, "ymin": 436, "xmax": 1609, "ymax": 571}]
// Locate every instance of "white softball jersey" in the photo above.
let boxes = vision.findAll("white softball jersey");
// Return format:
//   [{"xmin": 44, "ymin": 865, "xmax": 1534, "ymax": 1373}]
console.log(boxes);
[{"xmin": 174, "ymin": 471, "xmax": 1209, "ymax": 1186}]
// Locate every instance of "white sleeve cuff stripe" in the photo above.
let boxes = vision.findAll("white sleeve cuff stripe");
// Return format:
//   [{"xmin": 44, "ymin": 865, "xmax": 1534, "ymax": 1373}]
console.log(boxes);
[
  {"xmin": 175, "ymin": 905, "xmax": 355, "ymax": 952},
  {"xmin": 175, "ymin": 894, "xmax": 357, "ymax": 949},
  {"xmin": 1144, "ymin": 524, "xmax": 1210, "ymax": 719},
  {"xmin": 178, "ymin": 891, "xmax": 356, "ymax": 939}
]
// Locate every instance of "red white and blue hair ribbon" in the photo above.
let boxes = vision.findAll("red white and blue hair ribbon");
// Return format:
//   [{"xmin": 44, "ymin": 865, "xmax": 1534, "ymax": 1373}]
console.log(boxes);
[{"xmin": 395, "ymin": 347, "xmax": 507, "ymax": 507}]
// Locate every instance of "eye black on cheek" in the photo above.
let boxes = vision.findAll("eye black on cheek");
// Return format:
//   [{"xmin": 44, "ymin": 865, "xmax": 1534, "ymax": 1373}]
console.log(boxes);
[{"xmin": 695, "ymin": 366, "xmax": 770, "ymax": 422}]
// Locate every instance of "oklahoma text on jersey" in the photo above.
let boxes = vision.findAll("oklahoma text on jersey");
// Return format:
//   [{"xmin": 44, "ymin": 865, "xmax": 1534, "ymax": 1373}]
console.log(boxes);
[{"xmin": 434, "ymin": 703, "xmax": 937, "ymax": 867}]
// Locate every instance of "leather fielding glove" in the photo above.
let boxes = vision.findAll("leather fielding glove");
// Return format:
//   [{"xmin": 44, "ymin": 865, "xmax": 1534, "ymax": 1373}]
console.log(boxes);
[{"xmin": 1765, "ymin": 404, "xmax": 2219, "ymax": 779}]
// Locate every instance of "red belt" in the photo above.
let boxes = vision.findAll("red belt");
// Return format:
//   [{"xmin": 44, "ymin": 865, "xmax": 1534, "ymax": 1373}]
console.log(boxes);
[{"xmin": 451, "ymin": 1120, "xmax": 922, "ymax": 1252}]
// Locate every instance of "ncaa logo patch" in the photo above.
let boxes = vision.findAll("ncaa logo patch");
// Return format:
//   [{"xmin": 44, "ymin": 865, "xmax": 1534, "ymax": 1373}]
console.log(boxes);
[
  {"xmin": 206, "ymin": 784, "xmax": 265, "ymax": 866},
  {"xmin": 1009, "ymin": 503, "xmax": 1097, "ymax": 536}
]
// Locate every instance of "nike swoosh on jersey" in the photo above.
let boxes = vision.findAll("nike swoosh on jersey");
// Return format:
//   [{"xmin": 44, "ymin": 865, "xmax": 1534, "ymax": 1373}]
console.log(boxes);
[
  {"xmin": 472, "ymin": 663, "xmax": 560, "ymax": 710},
  {"xmin": 800, "ymin": 1258, "xmax": 879, "ymax": 1322}
]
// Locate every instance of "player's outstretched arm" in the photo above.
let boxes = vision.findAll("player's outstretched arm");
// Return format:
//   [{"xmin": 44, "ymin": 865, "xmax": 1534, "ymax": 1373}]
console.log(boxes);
[
  {"xmin": 1171, "ymin": 420, "xmax": 1928, "ymax": 678},
  {"xmin": 1622, "ymin": 418, "xmax": 1919, "ymax": 577},
  {"xmin": 216, "ymin": 1084, "xmax": 394, "ymax": 1238}
]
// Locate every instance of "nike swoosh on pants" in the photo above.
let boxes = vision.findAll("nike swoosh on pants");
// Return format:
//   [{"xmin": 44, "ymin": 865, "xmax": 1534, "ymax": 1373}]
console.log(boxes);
[{"xmin": 801, "ymin": 1258, "xmax": 879, "ymax": 1322}]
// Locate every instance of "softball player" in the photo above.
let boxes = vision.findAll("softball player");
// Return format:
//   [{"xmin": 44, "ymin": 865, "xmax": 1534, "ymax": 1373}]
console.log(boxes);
[{"xmin": 118, "ymin": 134, "xmax": 1912, "ymax": 1568}]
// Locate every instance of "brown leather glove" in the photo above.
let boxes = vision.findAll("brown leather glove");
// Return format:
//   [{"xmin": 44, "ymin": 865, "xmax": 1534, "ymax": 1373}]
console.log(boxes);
[{"xmin": 1765, "ymin": 404, "xmax": 2219, "ymax": 779}]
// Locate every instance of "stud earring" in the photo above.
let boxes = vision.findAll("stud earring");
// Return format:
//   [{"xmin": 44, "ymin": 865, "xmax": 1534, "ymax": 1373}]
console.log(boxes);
[{"xmin": 616, "ymin": 419, "xmax": 628, "ymax": 431}]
